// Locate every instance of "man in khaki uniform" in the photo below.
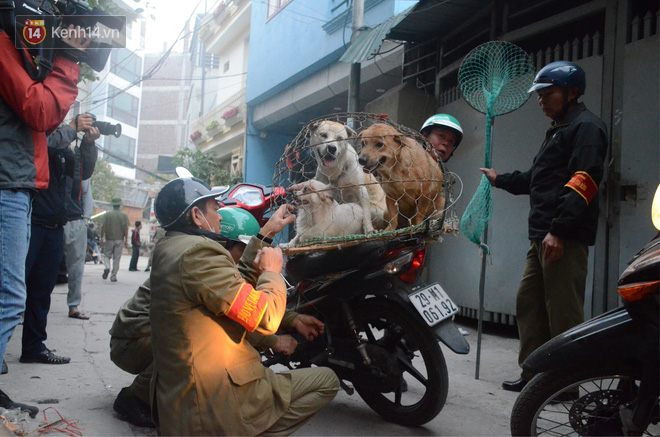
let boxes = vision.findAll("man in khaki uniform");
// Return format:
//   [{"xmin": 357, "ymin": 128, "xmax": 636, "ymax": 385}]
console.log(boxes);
[
  {"xmin": 109, "ymin": 208, "xmax": 324, "ymax": 429},
  {"xmin": 101, "ymin": 197, "xmax": 129, "ymax": 282},
  {"xmin": 150, "ymin": 177, "xmax": 339, "ymax": 436}
]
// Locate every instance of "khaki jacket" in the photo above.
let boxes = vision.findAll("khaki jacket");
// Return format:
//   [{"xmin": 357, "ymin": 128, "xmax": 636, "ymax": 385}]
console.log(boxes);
[{"xmin": 150, "ymin": 232, "xmax": 290, "ymax": 436}]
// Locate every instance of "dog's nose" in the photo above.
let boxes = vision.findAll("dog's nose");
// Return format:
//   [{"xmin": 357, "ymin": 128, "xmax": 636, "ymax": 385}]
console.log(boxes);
[
  {"xmin": 327, "ymin": 145, "xmax": 336, "ymax": 155},
  {"xmin": 358, "ymin": 157, "xmax": 367, "ymax": 166}
]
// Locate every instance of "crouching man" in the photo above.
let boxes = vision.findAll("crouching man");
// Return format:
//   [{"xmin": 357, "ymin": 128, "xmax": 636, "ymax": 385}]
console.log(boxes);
[{"xmin": 147, "ymin": 177, "xmax": 339, "ymax": 435}]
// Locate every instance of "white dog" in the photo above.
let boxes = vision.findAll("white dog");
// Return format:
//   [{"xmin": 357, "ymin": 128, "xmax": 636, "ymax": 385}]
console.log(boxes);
[
  {"xmin": 287, "ymin": 179, "xmax": 364, "ymax": 247},
  {"xmin": 309, "ymin": 120, "xmax": 386, "ymax": 232}
]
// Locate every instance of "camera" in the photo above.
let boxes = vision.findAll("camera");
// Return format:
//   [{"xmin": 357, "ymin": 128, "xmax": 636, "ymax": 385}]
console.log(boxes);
[
  {"xmin": 0, "ymin": 0, "xmax": 126, "ymax": 80},
  {"xmin": 86, "ymin": 113, "xmax": 121, "ymax": 138}
]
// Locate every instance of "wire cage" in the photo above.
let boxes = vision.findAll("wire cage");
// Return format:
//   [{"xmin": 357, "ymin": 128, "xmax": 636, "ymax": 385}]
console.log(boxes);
[{"xmin": 273, "ymin": 112, "xmax": 461, "ymax": 254}]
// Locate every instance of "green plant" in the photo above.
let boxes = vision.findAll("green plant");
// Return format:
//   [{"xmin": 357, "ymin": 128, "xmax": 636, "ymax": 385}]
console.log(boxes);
[
  {"xmin": 90, "ymin": 159, "xmax": 123, "ymax": 202},
  {"xmin": 205, "ymin": 120, "xmax": 220, "ymax": 131}
]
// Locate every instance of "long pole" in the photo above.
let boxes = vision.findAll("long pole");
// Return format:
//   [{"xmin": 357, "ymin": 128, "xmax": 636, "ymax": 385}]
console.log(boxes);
[{"xmin": 347, "ymin": 0, "xmax": 364, "ymax": 112}]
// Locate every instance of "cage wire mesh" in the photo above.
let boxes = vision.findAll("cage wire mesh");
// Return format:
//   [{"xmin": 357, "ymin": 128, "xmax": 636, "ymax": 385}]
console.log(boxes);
[
  {"xmin": 273, "ymin": 113, "xmax": 459, "ymax": 253},
  {"xmin": 458, "ymin": 41, "xmax": 535, "ymax": 251}
]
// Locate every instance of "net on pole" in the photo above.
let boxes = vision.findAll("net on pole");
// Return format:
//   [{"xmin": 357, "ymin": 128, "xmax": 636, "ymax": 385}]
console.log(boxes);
[{"xmin": 458, "ymin": 41, "xmax": 535, "ymax": 250}]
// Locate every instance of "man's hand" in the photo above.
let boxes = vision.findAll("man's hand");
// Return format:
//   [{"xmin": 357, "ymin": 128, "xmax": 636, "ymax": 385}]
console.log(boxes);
[
  {"xmin": 71, "ymin": 113, "xmax": 93, "ymax": 132},
  {"xmin": 291, "ymin": 314, "xmax": 324, "ymax": 341},
  {"xmin": 60, "ymin": 24, "xmax": 93, "ymax": 51},
  {"xmin": 272, "ymin": 334, "xmax": 297, "ymax": 355},
  {"xmin": 542, "ymin": 233, "xmax": 564, "ymax": 262},
  {"xmin": 260, "ymin": 204, "xmax": 296, "ymax": 239},
  {"xmin": 83, "ymin": 126, "xmax": 100, "ymax": 143},
  {"xmin": 479, "ymin": 168, "xmax": 498, "ymax": 186},
  {"xmin": 254, "ymin": 246, "xmax": 283, "ymax": 274}
]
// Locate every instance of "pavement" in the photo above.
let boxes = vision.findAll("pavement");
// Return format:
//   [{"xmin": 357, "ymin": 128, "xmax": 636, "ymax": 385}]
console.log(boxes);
[{"xmin": 0, "ymin": 253, "xmax": 523, "ymax": 436}]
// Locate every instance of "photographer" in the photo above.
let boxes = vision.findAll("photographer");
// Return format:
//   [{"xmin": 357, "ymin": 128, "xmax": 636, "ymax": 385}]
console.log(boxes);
[
  {"xmin": 0, "ymin": 24, "xmax": 90, "ymax": 416},
  {"xmin": 64, "ymin": 113, "xmax": 98, "ymax": 320}
]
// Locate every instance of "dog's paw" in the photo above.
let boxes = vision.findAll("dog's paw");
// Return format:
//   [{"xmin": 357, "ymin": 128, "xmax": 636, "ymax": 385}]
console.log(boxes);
[{"xmin": 278, "ymin": 242, "xmax": 290, "ymax": 250}]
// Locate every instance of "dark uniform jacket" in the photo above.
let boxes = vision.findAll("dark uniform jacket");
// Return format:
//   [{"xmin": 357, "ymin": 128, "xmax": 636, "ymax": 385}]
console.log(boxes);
[{"xmin": 495, "ymin": 103, "xmax": 607, "ymax": 245}]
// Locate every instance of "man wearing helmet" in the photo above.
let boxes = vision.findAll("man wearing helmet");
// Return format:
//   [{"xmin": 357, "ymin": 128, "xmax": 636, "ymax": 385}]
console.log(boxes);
[
  {"xmin": 480, "ymin": 61, "xmax": 607, "ymax": 393},
  {"xmin": 148, "ymin": 178, "xmax": 339, "ymax": 435},
  {"xmin": 420, "ymin": 113, "xmax": 464, "ymax": 163}
]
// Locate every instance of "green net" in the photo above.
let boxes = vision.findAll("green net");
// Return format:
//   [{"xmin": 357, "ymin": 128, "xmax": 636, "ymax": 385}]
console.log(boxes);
[{"xmin": 458, "ymin": 41, "xmax": 534, "ymax": 251}]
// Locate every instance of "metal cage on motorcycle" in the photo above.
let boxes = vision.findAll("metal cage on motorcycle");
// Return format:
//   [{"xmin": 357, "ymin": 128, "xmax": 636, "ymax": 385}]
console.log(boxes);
[{"xmin": 273, "ymin": 112, "xmax": 461, "ymax": 253}]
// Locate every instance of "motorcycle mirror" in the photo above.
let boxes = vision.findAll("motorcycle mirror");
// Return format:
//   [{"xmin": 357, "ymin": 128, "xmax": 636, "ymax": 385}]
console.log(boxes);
[
  {"xmin": 175, "ymin": 167, "xmax": 194, "ymax": 178},
  {"xmin": 652, "ymin": 184, "xmax": 660, "ymax": 231}
]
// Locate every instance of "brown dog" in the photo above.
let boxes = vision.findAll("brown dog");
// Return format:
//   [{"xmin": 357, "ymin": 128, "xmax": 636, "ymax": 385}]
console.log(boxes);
[{"xmin": 357, "ymin": 123, "xmax": 445, "ymax": 231}]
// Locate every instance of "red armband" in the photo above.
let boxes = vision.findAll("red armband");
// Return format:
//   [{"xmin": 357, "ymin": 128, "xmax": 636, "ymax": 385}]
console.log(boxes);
[
  {"xmin": 565, "ymin": 171, "xmax": 598, "ymax": 205},
  {"xmin": 226, "ymin": 283, "xmax": 268, "ymax": 332}
]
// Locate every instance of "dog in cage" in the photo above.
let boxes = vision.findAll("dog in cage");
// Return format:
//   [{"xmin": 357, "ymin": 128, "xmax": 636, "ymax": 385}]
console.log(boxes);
[
  {"xmin": 357, "ymin": 123, "xmax": 445, "ymax": 231},
  {"xmin": 308, "ymin": 120, "xmax": 386, "ymax": 232},
  {"xmin": 285, "ymin": 179, "xmax": 364, "ymax": 247}
]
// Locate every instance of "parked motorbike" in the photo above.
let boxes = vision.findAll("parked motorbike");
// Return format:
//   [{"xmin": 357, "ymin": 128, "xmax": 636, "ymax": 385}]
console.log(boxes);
[
  {"xmin": 216, "ymin": 182, "xmax": 286, "ymax": 226},
  {"xmin": 85, "ymin": 241, "xmax": 100, "ymax": 264},
  {"xmin": 263, "ymin": 231, "xmax": 470, "ymax": 427},
  {"xmin": 510, "ymin": 186, "xmax": 660, "ymax": 436}
]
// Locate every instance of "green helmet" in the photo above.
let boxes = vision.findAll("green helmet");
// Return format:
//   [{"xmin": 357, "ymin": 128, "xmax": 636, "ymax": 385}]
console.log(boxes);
[
  {"xmin": 218, "ymin": 208, "xmax": 260, "ymax": 245},
  {"xmin": 420, "ymin": 114, "xmax": 464, "ymax": 147}
]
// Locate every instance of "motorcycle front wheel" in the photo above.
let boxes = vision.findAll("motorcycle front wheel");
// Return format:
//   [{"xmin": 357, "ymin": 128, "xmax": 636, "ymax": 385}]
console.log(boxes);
[
  {"xmin": 511, "ymin": 365, "xmax": 659, "ymax": 436},
  {"xmin": 351, "ymin": 299, "xmax": 448, "ymax": 427}
]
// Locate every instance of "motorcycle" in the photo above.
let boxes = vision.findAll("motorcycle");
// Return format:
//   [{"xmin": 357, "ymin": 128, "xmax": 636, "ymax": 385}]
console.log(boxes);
[
  {"xmin": 215, "ymin": 182, "xmax": 286, "ymax": 227},
  {"xmin": 510, "ymin": 186, "xmax": 660, "ymax": 436},
  {"xmin": 263, "ymin": 231, "xmax": 470, "ymax": 427},
  {"xmin": 85, "ymin": 241, "xmax": 100, "ymax": 264}
]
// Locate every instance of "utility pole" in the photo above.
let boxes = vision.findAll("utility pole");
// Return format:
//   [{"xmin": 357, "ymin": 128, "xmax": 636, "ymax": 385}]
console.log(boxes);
[{"xmin": 347, "ymin": 0, "xmax": 364, "ymax": 113}]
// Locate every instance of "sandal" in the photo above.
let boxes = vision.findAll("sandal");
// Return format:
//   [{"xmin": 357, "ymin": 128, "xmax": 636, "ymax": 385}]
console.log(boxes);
[{"xmin": 68, "ymin": 310, "xmax": 90, "ymax": 320}]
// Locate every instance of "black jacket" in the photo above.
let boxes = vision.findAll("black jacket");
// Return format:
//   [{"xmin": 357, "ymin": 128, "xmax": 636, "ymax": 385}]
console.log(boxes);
[
  {"xmin": 495, "ymin": 103, "xmax": 607, "ymax": 245},
  {"xmin": 31, "ymin": 125, "xmax": 77, "ymax": 228}
]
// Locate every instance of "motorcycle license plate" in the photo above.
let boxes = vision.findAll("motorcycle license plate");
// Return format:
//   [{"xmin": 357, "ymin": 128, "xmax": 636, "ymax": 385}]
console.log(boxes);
[{"xmin": 409, "ymin": 283, "xmax": 459, "ymax": 326}]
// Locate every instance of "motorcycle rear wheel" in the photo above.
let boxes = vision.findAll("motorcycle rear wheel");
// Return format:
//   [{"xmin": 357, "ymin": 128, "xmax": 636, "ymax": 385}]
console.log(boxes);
[
  {"xmin": 511, "ymin": 365, "xmax": 658, "ymax": 436},
  {"xmin": 352, "ymin": 299, "xmax": 448, "ymax": 427}
]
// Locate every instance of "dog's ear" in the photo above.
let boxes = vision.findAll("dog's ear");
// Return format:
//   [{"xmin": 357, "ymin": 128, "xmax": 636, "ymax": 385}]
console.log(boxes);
[
  {"xmin": 344, "ymin": 125, "xmax": 357, "ymax": 140},
  {"xmin": 309, "ymin": 121, "xmax": 321, "ymax": 132},
  {"xmin": 392, "ymin": 135, "xmax": 402, "ymax": 144}
]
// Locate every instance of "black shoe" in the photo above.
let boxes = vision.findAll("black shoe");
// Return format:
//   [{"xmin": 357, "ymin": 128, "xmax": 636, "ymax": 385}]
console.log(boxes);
[
  {"xmin": 0, "ymin": 389, "xmax": 38, "ymax": 418},
  {"xmin": 111, "ymin": 276, "xmax": 117, "ymax": 282},
  {"xmin": 102, "ymin": 269, "xmax": 109, "ymax": 279},
  {"xmin": 20, "ymin": 349, "xmax": 71, "ymax": 364},
  {"xmin": 128, "ymin": 268, "xmax": 137, "ymax": 271},
  {"xmin": 113, "ymin": 387, "xmax": 156, "ymax": 428},
  {"xmin": 1, "ymin": 360, "xmax": 7, "ymax": 374},
  {"xmin": 144, "ymin": 267, "xmax": 150, "ymax": 272},
  {"xmin": 502, "ymin": 378, "xmax": 528, "ymax": 392}
]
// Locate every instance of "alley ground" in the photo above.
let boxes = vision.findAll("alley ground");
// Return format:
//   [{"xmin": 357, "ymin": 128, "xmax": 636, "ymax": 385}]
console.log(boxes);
[{"xmin": 1, "ymin": 254, "xmax": 523, "ymax": 436}]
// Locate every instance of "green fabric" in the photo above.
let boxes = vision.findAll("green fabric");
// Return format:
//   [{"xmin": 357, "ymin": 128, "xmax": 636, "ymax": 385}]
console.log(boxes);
[{"xmin": 103, "ymin": 209, "xmax": 129, "ymax": 240}]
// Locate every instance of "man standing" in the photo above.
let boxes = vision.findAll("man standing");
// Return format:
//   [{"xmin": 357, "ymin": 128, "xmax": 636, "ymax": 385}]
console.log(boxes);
[
  {"xmin": 0, "ymin": 25, "xmax": 88, "ymax": 416},
  {"xmin": 128, "ymin": 221, "xmax": 142, "ymax": 271},
  {"xmin": 144, "ymin": 225, "xmax": 165, "ymax": 272},
  {"xmin": 481, "ymin": 61, "xmax": 607, "ymax": 392},
  {"xmin": 101, "ymin": 198, "xmax": 129, "ymax": 282},
  {"xmin": 150, "ymin": 177, "xmax": 339, "ymax": 435},
  {"xmin": 64, "ymin": 113, "xmax": 98, "ymax": 319}
]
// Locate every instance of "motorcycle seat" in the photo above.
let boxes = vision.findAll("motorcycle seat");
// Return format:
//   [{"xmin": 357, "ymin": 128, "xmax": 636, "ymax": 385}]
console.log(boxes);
[{"xmin": 285, "ymin": 240, "xmax": 395, "ymax": 281}]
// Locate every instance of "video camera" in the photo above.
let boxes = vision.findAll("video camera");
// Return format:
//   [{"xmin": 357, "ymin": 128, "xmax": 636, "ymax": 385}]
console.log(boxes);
[
  {"xmin": 85, "ymin": 113, "xmax": 121, "ymax": 138},
  {"xmin": 0, "ymin": 0, "xmax": 125, "ymax": 81}
]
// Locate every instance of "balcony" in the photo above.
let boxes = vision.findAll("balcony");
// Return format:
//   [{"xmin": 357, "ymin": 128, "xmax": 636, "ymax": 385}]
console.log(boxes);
[
  {"xmin": 199, "ymin": 0, "xmax": 250, "ymax": 51},
  {"xmin": 190, "ymin": 88, "xmax": 247, "ymax": 160}
]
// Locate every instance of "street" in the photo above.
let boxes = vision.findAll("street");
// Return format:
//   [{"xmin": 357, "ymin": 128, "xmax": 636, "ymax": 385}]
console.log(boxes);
[{"xmin": 1, "ymin": 254, "xmax": 522, "ymax": 436}]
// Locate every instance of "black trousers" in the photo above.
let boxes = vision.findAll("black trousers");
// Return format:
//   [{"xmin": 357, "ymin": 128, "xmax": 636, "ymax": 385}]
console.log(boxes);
[
  {"xmin": 129, "ymin": 245, "xmax": 140, "ymax": 271},
  {"xmin": 23, "ymin": 224, "xmax": 64, "ymax": 356}
]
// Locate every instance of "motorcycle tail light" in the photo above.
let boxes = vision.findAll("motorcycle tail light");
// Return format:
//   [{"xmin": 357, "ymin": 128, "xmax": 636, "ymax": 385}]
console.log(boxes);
[
  {"xmin": 398, "ymin": 248, "xmax": 426, "ymax": 284},
  {"xmin": 383, "ymin": 251, "xmax": 413, "ymax": 275},
  {"xmin": 617, "ymin": 280, "xmax": 659, "ymax": 302}
]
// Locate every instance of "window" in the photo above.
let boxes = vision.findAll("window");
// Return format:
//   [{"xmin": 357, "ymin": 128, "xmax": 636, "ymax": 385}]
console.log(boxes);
[
  {"xmin": 107, "ymin": 85, "xmax": 139, "ymax": 126},
  {"xmin": 110, "ymin": 49, "xmax": 142, "ymax": 86},
  {"xmin": 223, "ymin": 60, "xmax": 230, "ymax": 73},
  {"xmin": 105, "ymin": 135, "xmax": 136, "ymax": 167},
  {"xmin": 267, "ymin": 0, "xmax": 291, "ymax": 20}
]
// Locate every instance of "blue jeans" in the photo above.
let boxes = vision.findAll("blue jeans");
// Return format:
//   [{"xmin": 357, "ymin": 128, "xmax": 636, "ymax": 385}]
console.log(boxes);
[{"xmin": 0, "ymin": 190, "xmax": 32, "ymax": 361}]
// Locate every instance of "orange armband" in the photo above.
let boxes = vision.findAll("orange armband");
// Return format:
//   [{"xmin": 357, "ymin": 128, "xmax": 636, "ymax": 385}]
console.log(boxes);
[
  {"xmin": 565, "ymin": 171, "xmax": 598, "ymax": 205},
  {"xmin": 226, "ymin": 283, "xmax": 268, "ymax": 331}
]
